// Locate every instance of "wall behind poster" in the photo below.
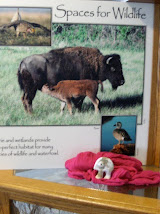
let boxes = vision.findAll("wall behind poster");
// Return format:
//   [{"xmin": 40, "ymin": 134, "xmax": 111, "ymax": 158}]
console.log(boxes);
[{"xmin": 0, "ymin": 0, "xmax": 154, "ymax": 168}]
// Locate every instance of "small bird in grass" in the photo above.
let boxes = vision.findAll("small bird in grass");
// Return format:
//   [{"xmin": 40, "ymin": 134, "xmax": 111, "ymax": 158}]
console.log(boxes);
[
  {"xmin": 113, "ymin": 122, "xmax": 132, "ymax": 144},
  {"xmin": 15, "ymin": 22, "xmax": 35, "ymax": 38}
]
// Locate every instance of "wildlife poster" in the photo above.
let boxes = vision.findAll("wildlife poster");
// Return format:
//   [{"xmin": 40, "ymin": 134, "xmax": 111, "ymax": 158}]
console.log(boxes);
[
  {"xmin": 0, "ymin": 0, "xmax": 154, "ymax": 168},
  {"xmin": 101, "ymin": 116, "xmax": 137, "ymax": 156}
]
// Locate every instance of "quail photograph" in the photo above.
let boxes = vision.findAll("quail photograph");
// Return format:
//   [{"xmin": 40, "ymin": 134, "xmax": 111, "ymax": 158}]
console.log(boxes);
[{"xmin": 0, "ymin": 7, "xmax": 51, "ymax": 46}]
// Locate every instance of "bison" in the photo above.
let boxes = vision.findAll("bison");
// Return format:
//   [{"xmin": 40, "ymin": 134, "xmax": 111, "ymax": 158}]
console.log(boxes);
[
  {"xmin": 41, "ymin": 80, "xmax": 103, "ymax": 115},
  {"xmin": 17, "ymin": 47, "xmax": 125, "ymax": 113}
]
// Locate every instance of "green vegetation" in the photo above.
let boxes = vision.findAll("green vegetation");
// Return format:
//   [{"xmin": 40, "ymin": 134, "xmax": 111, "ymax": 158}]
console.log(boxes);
[
  {"xmin": 0, "ymin": 23, "xmax": 145, "ymax": 125},
  {"xmin": 52, "ymin": 24, "xmax": 145, "ymax": 51}
]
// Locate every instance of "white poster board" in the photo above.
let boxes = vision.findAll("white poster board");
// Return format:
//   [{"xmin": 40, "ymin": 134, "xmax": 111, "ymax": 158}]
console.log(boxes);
[{"xmin": 0, "ymin": 0, "xmax": 154, "ymax": 169}]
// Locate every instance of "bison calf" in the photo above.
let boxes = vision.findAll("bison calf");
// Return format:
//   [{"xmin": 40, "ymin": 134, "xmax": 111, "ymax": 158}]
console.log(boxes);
[{"xmin": 41, "ymin": 80, "xmax": 103, "ymax": 115}]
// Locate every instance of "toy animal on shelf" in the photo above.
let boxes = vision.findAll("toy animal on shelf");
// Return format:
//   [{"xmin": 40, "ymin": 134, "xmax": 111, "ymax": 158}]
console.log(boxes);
[{"xmin": 93, "ymin": 157, "xmax": 114, "ymax": 179}]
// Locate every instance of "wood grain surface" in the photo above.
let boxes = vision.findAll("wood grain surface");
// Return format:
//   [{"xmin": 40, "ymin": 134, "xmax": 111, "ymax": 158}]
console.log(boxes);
[
  {"xmin": 147, "ymin": 5, "xmax": 160, "ymax": 167},
  {"xmin": 0, "ymin": 168, "xmax": 159, "ymax": 214}
]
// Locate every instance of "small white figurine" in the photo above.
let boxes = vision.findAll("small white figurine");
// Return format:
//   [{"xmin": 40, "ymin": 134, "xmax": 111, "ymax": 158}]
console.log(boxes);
[{"xmin": 93, "ymin": 157, "xmax": 114, "ymax": 179}]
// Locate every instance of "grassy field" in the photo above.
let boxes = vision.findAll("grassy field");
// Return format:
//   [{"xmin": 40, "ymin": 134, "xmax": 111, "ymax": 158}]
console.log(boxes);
[
  {"xmin": 0, "ymin": 12, "xmax": 51, "ymax": 46},
  {"xmin": 0, "ymin": 44, "xmax": 144, "ymax": 126}
]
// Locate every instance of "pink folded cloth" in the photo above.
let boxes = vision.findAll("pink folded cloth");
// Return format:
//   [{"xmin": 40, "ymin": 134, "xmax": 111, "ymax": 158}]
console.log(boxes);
[{"xmin": 65, "ymin": 152, "xmax": 160, "ymax": 186}]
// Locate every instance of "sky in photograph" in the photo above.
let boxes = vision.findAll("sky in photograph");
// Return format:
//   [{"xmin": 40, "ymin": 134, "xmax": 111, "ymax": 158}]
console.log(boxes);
[{"xmin": 0, "ymin": 7, "xmax": 51, "ymax": 13}]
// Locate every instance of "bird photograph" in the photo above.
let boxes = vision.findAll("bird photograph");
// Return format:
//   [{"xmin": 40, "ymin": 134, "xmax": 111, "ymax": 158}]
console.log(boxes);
[
  {"xmin": 101, "ymin": 116, "xmax": 137, "ymax": 156},
  {"xmin": 113, "ymin": 122, "xmax": 132, "ymax": 145},
  {"xmin": 0, "ymin": 7, "xmax": 51, "ymax": 45}
]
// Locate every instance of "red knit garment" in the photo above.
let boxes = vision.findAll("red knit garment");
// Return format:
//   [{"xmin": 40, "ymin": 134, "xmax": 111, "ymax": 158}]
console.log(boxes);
[{"xmin": 65, "ymin": 152, "xmax": 160, "ymax": 186}]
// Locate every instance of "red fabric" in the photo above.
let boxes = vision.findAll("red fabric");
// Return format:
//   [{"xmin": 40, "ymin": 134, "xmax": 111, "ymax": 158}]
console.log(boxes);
[{"xmin": 65, "ymin": 152, "xmax": 160, "ymax": 186}]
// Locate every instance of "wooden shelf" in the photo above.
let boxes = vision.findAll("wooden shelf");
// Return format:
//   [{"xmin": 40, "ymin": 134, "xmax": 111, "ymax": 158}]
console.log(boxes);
[{"xmin": 0, "ymin": 168, "xmax": 159, "ymax": 214}]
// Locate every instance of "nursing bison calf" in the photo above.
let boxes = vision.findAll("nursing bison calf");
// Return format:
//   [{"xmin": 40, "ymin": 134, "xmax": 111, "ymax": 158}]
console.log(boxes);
[
  {"xmin": 18, "ymin": 46, "xmax": 125, "ymax": 114},
  {"xmin": 41, "ymin": 80, "xmax": 103, "ymax": 115}
]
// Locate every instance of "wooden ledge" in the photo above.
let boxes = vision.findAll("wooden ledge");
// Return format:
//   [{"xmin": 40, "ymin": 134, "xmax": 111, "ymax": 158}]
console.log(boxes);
[{"xmin": 0, "ymin": 169, "xmax": 159, "ymax": 214}]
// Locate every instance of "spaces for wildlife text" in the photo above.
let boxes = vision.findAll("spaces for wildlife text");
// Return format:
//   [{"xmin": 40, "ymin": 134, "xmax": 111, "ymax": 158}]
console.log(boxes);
[{"xmin": 55, "ymin": 5, "xmax": 147, "ymax": 21}]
